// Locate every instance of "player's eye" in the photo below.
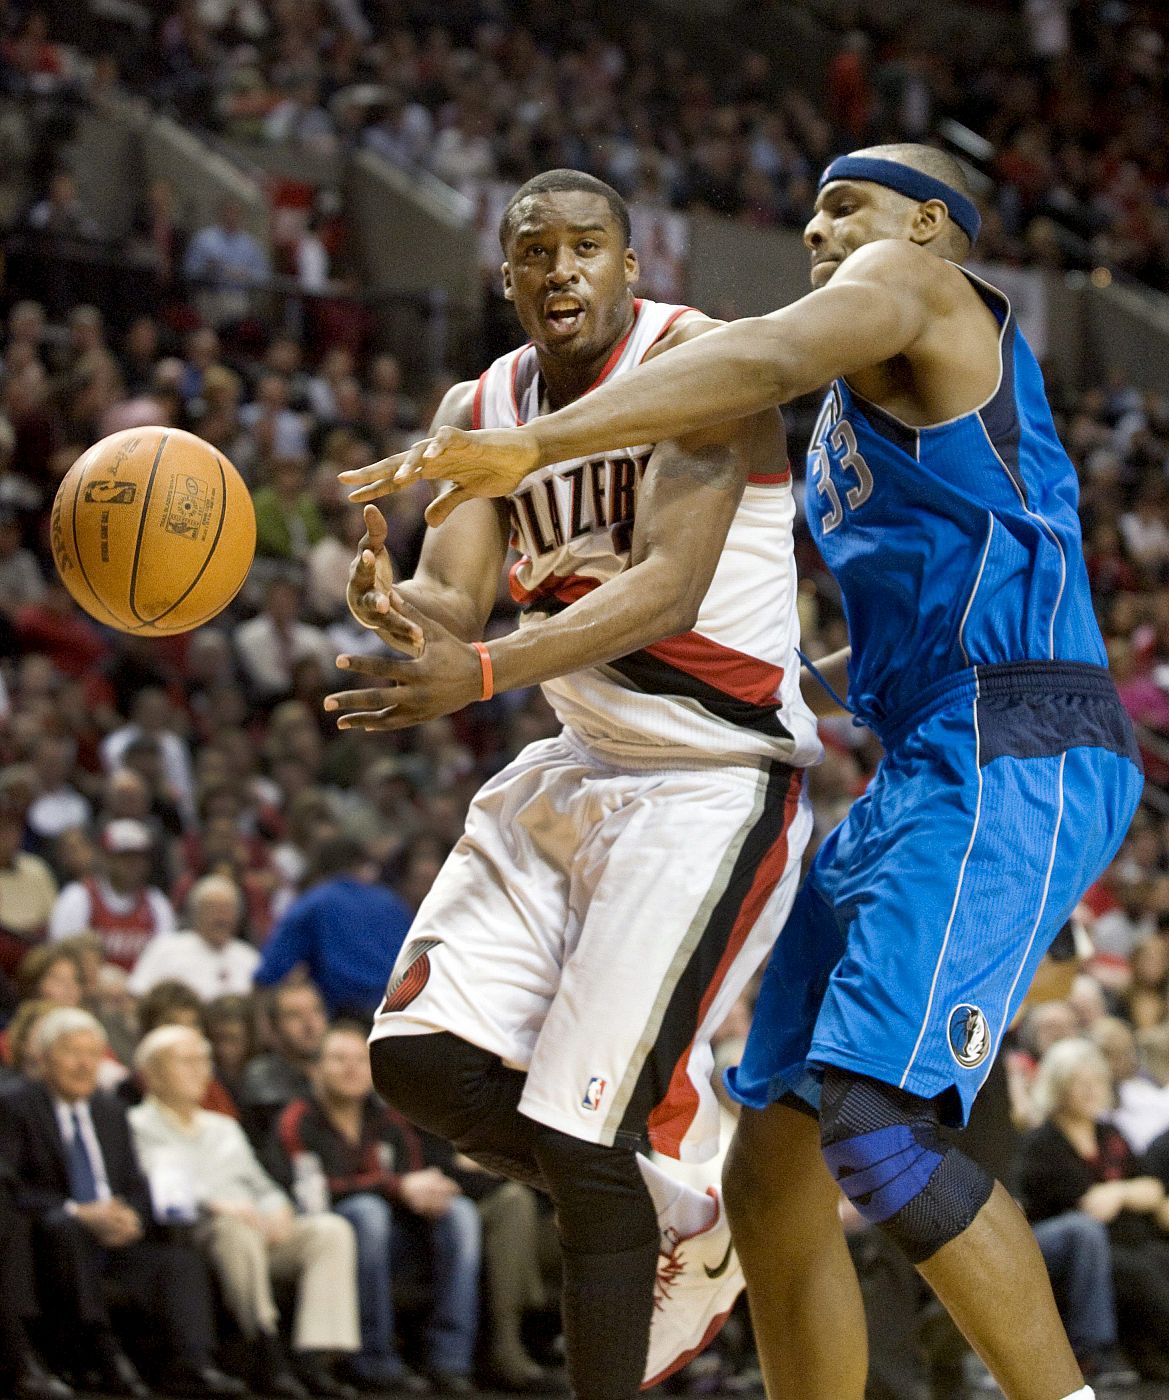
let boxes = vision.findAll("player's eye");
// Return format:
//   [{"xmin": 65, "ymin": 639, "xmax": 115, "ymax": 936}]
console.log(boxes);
[
  {"xmin": 525, "ymin": 245, "xmax": 546, "ymax": 259},
  {"xmin": 578, "ymin": 240, "xmax": 598, "ymax": 252}
]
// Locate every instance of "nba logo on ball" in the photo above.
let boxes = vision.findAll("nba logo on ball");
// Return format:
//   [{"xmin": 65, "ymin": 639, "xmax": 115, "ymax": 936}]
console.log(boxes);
[
  {"xmin": 582, "ymin": 1077, "xmax": 607, "ymax": 1111},
  {"xmin": 947, "ymin": 1005, "xmax": 991, "ymax": 1069}
]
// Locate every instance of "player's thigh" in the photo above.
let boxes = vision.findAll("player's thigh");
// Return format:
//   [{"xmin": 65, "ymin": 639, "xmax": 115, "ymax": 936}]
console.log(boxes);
[
  {"xmin": 369, "ymin": 737, "xmax": 588, "ymax": 1069},
  {"xmin": 813, "ymin": 739, "xmax": 1143, "ymax": 1123},
  {"xmin": 520, "ymin": 760, "xmax": 811, "ymax": 1159},
  {"xmin": 723, "ymin": 1099, "xmax": 840, "ymax": 1235}
]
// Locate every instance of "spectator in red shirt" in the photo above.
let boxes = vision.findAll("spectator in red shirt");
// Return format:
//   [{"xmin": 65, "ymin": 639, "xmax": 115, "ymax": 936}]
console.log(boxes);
[{"xmin": 48, "ymin": 820, "xmax": 175, "ymax": 971}]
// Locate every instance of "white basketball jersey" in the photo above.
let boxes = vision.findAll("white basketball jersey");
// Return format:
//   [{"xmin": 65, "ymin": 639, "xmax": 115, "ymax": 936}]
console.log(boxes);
[{"xmin": 475, "ymin": 297, "xmax": 821, "ymax": 769}]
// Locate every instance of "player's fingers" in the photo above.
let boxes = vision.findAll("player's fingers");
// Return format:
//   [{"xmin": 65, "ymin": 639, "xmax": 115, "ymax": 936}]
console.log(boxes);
[
  {"xmin": 349, "ymin": 546, "xmax": 377, "ymax": 592},
  {"xmin": 357, "ymin": 588, "xmax": 392, "ymax": 617},
  {"xmin": 363, "ymin": 503, "xmax": 389, "ymax": 552},
  {"xmin": 337, "ymin": 706, "xmax": 400, "ymax": 731},
  {"xmin": 339, "ymin": 449, "xmax": 410, "ymax": 487},
  {"xmin": 389, "ymin": 431, "xmax": 465, "ymax": 487},
  {"xmin": 335, "ymin": 653, "xmax": 412, "ymax": 679},
  {"xmin": 424, "ymin": 485, "xmax": 474, "ymax": 528},
  {"xmin": 323, "ymin": 688, "xmax": 400, "ymax": 712},
  {"xmin": 347, "ymin": 440, "xmax": 432, "ymax": 501}
]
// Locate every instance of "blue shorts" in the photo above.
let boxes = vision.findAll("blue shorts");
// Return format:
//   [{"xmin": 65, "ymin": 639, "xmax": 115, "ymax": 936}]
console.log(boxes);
[{"xmin": 728, "ymin": 662, "xmax": 1143, "ymax": 1127}]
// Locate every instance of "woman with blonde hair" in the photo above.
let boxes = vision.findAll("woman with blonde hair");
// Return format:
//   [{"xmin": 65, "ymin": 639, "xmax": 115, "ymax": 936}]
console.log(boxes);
[{"xmin": 1017, "ymin": 1038, "xmax": 1169, "ymax": 1380}]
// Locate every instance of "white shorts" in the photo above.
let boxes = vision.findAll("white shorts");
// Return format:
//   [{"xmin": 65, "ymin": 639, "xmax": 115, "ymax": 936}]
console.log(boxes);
[{"xmin": 369, "ymin": 731, "xmax": 812, "ymax": 1162}]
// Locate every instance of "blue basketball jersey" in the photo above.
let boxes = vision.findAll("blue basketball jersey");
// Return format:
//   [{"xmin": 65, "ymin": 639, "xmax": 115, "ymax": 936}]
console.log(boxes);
[{"xmin": 806, "ymin": 267, "xmax": 1105, "ymax": 735}]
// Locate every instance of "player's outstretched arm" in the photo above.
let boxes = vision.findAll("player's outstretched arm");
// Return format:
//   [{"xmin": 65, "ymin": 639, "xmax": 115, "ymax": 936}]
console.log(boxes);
[
  {"xmin": 341, "ymin": 241, "xmax": 936, "ymax": 521},
  {"xmin": 325, "ymin": 408, "xmax": 777, "ymax": 730},
  {"xmin": 481, "ymin": 410, "xmax": 775, "ymax": 694}
]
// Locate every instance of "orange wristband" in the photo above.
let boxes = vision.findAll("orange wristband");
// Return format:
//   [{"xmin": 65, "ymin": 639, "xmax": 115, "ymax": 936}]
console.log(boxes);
[{"xmin": 472, "ymin": 642, "xmax": 494, "ymax": 701}]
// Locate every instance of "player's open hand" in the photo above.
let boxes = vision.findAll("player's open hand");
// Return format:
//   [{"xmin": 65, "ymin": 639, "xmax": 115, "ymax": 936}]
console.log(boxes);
[
  {"xmin": 340, "ymin": 425, "xmax": 541, "ymax": 526},
  {"xmin": 325, "ymin": 609, "xmax": 484, "ymax": 731},
  {"xmin": 346, "ymin": 504, "xmax": 424, "ymax": 658}
]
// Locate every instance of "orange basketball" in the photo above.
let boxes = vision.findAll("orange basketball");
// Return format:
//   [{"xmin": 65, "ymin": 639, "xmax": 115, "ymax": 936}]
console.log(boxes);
[{"xmin": 51, "ymin": 427, "xmax": 256, "ymax": 636}]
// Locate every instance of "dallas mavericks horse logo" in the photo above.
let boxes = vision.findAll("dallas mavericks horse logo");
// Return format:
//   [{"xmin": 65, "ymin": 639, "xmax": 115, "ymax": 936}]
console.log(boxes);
[{"xmin": 947, "ymin": 1004, "xmax": 991, "ymax": 1069}]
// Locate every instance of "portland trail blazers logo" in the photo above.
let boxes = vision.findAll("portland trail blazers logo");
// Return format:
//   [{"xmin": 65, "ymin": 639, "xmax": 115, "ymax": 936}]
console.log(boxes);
[
  {"xmin": 947, "ymin": 1004, "xmax": 991, "ymax": 1069},
  {"xmin": 381, "ymin": 938, "xmax": 442, "ymax": 1014}
]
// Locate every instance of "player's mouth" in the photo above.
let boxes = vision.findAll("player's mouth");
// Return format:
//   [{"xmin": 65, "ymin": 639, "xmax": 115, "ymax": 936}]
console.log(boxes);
[
  {"xmin": 810, "ymin": 256, "xmax": 841, "ymax": 284},
  {"xmin": 543, "ymin": 298, "xmax": 587, "ymax": 335}
]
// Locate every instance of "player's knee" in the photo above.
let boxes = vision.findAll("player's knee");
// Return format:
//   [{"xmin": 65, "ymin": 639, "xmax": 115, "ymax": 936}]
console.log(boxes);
[
  {"xmin": 369, "ymin": 1031, "xmax": 491, "ymax": 1139},
  {"xmin": 818, "ymin": 1068, "xmax": 994, "ymax": 1264},
  {"xmin": 369, "ymin": 1031, "xmax": 542, "ymax": 1187},
  {"xmin": 721, "ymin": 1136, "xmax": 759, "ymax": 1235},
  {"xmin": 531, "ymin": 1125, "xmax": 656, "ymax": 1254}
]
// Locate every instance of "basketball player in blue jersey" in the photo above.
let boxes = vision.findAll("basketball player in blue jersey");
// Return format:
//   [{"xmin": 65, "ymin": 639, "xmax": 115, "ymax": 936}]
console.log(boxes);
[{"xmin": 345, "ymin": 145, "xmax": 1144, "ymax": 1400}]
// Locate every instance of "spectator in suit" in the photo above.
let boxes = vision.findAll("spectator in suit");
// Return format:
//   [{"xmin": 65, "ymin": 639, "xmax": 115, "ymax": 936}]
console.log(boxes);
[
  {"xmin": 0, "ymin": 1008, "xmax": 243, "ymax": 1399},
  {"xmin": 238, "ymin": 980, "xmax": 326, "ymax": 1147},
  {"xmin": 277, "ymin": 1024, "xmax": 479, "ymax": 1394},
  {"xmin": 130, "ymin": 1025, "xmax": 359, "ymax": 1400},
  {"xmin": 0, "ymin": 1159, "xmax": 73, "ymax": 1400}
]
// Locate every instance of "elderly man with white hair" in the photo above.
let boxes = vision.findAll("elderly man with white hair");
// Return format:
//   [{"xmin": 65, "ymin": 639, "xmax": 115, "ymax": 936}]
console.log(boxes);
[
  {"xmin": 129, "ymin": 1024, "xmax": 360, "ymax": 1400},
  {"xmin": 127, "ymin": 875, "xmax": 259, "ymax": 1001},
  {"xmin": 0, "ymin": 1008, "xmax": 242, "ymax": 1400}
]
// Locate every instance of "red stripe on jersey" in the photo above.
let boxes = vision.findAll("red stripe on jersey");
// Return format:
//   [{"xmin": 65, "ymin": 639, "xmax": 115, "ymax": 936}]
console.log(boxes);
[
  {"xmin": 508, "ymin": 563, "xmax": 602, "ymax": 607},
  {"xmin": 647, "ymin": 767, "xmax": 803, "ymax": 1158},
  {"xmin": 584, "ymin": 300, "xmax": 643, "ymax": 394},
  {"xmin": 471, "ymin": 371, "xmax": 487, "ymax": 430},
  {"xmin": 509, "ymin": 352, "xmax": 523, "ymax": 423},
  {"xmin": 642, "ymin": 632, "xmax": 783, "ymax": 706},
  {"xmin": 638, "ymin": 305, "xmax": 695, "ymax": 362}
]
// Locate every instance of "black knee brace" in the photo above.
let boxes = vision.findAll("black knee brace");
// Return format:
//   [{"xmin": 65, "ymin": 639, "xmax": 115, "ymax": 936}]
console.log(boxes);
[
  {"xmin": 368, "ymin": 1032, "xmax": 543, "ymax": 1188},
  {"xmin": 819, "ymin": 1068, "xmax": 994, "ymax": 1264},
  {"xmin": 531, "ymin": 1125, "xmax": 657, "ymax": 1254}
]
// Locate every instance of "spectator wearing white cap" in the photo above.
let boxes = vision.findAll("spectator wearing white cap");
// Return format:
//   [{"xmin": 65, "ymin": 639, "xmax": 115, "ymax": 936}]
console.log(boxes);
[
  {"xmin": 48, "ymin": 821, "xmax": 175, "ymax": 970},
  {"xmin": 127, "ymin": 875, "xmax": 260, "ymax": 1001}
]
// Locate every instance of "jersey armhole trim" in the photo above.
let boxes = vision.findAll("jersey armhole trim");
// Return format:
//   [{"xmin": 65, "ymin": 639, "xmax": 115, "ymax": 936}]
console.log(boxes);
[{"xmin": 638, "ymin": 304, "xmax": 697, "ymax": 363}]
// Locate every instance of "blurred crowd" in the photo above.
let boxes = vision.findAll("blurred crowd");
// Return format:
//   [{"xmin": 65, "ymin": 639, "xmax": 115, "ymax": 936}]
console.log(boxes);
[
  {"xmin": 2, "ymin": 277, "xmax": 1169, "ymax": 1395},
  {"xmin": 5, "ymin": 2, "xmax": 1169, "ymax": 290},
  {"xmin": 2, "ymin": 1, "xmax": 1169, "ymax": 1396}
]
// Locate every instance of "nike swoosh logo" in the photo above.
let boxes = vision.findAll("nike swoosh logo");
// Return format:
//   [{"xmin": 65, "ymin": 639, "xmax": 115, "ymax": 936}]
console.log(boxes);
[{"xmin": 703, "ymin": 1241, "xmax": 734, "ymax": 1279}]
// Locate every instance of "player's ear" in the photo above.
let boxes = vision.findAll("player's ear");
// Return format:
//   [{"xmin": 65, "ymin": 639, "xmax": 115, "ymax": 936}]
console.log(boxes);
[
  {"xmin": 911, "ymin": 199, "xmax": 948, "ymax": 246},
  {"xmin": 624, "ymin": 248, "xmax": 639, "ymax": 286},
  {"xmin": 501, "ymin": 261, "xmax": 514, "ymax": 302}
]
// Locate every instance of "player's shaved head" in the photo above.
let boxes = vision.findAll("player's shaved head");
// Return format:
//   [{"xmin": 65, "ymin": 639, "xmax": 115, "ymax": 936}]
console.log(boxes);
[
  {"xmin": 499, "ymin": 169, "xmax": 632, "ymax": 251},
  {"xmin": 847, "ymin": 143, "xmax": 975, "ymax": 256}
]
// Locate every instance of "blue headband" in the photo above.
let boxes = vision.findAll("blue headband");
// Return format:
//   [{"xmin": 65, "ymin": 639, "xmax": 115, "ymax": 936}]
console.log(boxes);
[{"xmin": 818, "ymin": 155, "xmax": 981, "ymax": 245}]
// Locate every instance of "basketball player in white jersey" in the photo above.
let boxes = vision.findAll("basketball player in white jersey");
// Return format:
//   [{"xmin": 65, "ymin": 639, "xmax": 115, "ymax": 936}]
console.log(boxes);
[{"xmin": 325, "ymin": 171, "xmax": 821, "ymax": 1397}]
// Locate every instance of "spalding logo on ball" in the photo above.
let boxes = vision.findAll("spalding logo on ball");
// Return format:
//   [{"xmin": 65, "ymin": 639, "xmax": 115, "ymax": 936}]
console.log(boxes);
[{"xmin": 51, "ymin": 427, "xmax": 256, "ymax": 636}]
